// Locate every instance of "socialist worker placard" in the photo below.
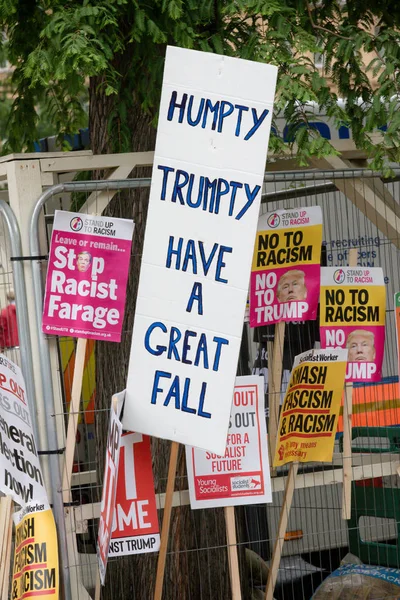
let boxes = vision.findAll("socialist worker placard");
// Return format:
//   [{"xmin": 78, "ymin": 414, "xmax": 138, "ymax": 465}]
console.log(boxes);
[{"xmin": 273, "ymin": 348, "xmax": 348, "ymax": 467}]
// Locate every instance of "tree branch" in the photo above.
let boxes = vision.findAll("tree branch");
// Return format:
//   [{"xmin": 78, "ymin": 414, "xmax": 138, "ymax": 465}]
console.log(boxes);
[{"xmin": 305, "ymin": 0, "xmax": 353, "ymax": 41}]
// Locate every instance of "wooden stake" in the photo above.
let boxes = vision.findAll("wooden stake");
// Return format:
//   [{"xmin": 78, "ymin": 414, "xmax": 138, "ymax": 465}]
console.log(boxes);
[
  {"xmin": 342, "ymin": 385, "xmax": 353, "ymax": 520},
  {"xmin": 62, "ymin": 337, "xmax": 88, "ymax": 503},
  {"xmin": 94, "ymin": 570, "xmax": 101, "ymax": 600},
  {"xmin": 154, "ymin": 441, "xmax": 179, "ymax": 600},
  {"xmin": 1, "ymin": 511, "xmax": 13, "ymax": 600},
  {"xmin": 342, "ymin": 248, "xmax": 357, "ymax": 520},
  {"xmin": 265, "ymin": 462, "xmax": 299, "ymax": 600},
  {"xmin": 268, "ymin": 322, "xmax": 285, "ymax": 469},
  {"xmin": 0, "ymin": 497, "xmax": 12, "ymax": 599},
  {"xmin": 224, "ymin": 506, "xmax": 242, "ymax": 600}
]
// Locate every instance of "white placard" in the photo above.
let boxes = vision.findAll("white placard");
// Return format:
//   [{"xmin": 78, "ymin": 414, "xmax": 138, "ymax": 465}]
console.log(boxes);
[
  {"xmin": 124, "ymin": 46, "xmax": 278, "ymax": 454},
  {"xmin": 97, "ymin": 391, "xmax": 124, "ymax": 586},
  {"xmin": 186, "ymin": 376, "xmax": 272, "ymax": 508},
  {"xmin": 0, "ymin": 355, "xmax": 47, "ymax": 506}
]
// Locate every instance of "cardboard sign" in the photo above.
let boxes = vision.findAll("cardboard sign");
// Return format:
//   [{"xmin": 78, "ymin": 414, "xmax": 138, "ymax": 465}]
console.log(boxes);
[
  {"xmin": 186, "ymin": 376, "xmax": 271, "ymax": 508},
  {"xmin": 11, "ymin": 501, "xmax": 59, "ymax": 600},
  {"xmin": 124, "ymin": 46, "xmax": 277, "ymax": 454},
  {"xmin": 42, "ymin": 210, "xmax": 134, "ymax": 342},
  {"xmin": 250, "ymin": 207, "xmax": 322, "ymax": 327},
  {"xmin": 0, "ymin": 355, "xmax": 47, "ymax": 506},
  {"xmin": 109, "ymin": 433, "xmax": 160, "ymax": 557},
  {"xmin": 320, "ymin": 267, "xmax": 386, "ymax": 382},
  {"xmin": 273, "ymin": 348, "xmax": 348, "ymax": 467},
  {"xmin": 97, "ymin": 393, "xmax": 123, "ymax": 585}
]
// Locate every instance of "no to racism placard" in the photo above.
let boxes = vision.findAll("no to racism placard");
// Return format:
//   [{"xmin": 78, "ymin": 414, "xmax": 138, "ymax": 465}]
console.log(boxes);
[
  {"xmin": 42, "ymin": 210, "xmax": 134, "ymax": 342},
  {"xmin": 124, "ymin": 46, "xmax": 277, "ymax": 454},
  {"xmin": 0, "ymin": 355, "xmax": 47, "ymax": 506},
  {"xmin": 273, "ymin": 348, "xmax": 348, "ymax": 467},
  {"xmin": 97, "ymin": 392, "xmax": 123, "ymax": 585},
  {"xmin": 186, "ymin": 376, "xmax": 271, "ymax": 508},
  {"xmin": 109, "ymin": 433, "xmax": 160, "ymax": 557},
  {"xmin": 250, "ymin": 207, "xmax": 323, "ymax": 327},
  {"xmin": 320, "ymin": 267, "xmax": 386, "ymax": 382},
  {"xmin": 12, "ymin": 501, "xmax": 59, "ymax": 600}
]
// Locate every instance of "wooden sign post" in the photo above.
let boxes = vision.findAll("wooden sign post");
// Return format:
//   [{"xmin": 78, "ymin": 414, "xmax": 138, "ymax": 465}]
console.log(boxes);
[
  {"xmin": 224, "ymin": 506, "xmax": 242, "ymax": 600},
  {"xmin": 0, "ymin": 496, "xmax": 13, "ymax": 599},
  {"xmin": 154, "ymin": 441, "xmax": 179, "ymax": 600},
  {"xmin": 62, "ymin": 337, "xmax": 88, "ymax": 503},
  {"xmin": 342, "ymin": 249, "xmax": 357, "ymax": 520},
  {"xmin": 265, "ymin": 462, "xmax": 298, "ymax": 600},
  {"xmin": 268, "ymin": 322, "xmax": 285, "ymax": 470}
]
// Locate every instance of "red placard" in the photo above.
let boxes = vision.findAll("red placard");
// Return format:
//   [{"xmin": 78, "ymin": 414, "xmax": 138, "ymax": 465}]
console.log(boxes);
[{"xmin": 109, "ymin": 433, "xmax": 160, "ymax": 556}]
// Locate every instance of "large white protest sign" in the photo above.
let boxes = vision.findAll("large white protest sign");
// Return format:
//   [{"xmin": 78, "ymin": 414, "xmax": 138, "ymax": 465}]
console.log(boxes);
[
  {"xmin": 186, "ymin": 376, "xmax": 272, "ymax": 509},
  {"xmin": 0, "ymin": 355, "xmax": 47, "ymax": 506},
  {"xmin": 124, "ymin": 46, "xmax": 277, "ymax": 454}
]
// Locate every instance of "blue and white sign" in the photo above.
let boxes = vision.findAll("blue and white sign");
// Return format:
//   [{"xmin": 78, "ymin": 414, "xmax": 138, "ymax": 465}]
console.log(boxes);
[{"xmin": 124, "ymin": 46, "xmax": 277, "ymax": 454}]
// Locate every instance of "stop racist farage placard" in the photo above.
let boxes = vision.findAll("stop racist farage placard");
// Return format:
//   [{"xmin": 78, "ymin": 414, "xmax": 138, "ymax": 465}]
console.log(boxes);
[
  {"xmin": 250, "ymin": 206, "xmax": 322, "ymax": 327},
  {"xmin": 273, "ymin": 348, "xmax": 348, "ymax": 467},
  {"xmin": 320, "ymin": 267, "xmax": 386, "ymax": 382},
  {"xmin": 185, "ymin": 376, "xmax": 271, "ymax": 508},
  {"xmin": 42, "ymin": 210, "xmax": 134, "ymax": 342},
  {"xmin": 124, "ymin": 46, "xmax": 277, "ymax": 454}
]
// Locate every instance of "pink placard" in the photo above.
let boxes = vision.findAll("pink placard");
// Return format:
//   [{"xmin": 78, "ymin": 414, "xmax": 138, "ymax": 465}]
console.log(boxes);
[
  {"xmin": 250, "ymin": 263, "xmax": 320, "ymax": 326},
  {"xmin": 42, "ymin": 211, "xmax": 134, "ymax": 342},
  {"xmin": 320, "ymin": 325, "xmax": 385, "ymax": 383}
]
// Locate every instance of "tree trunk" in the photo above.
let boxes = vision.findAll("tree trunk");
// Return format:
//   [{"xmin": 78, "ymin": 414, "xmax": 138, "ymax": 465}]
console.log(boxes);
[{"xmin": 91, "ymin": 64, "xmax": 233, "ymax": 599}]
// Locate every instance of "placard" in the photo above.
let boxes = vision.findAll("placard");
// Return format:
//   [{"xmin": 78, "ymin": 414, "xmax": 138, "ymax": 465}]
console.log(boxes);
[
  {"xmin": 250, "ymin": 206, "xmax": 322, "ymax": 327},
  {"xmin": 395, "ymin": 292, "xmax": 400, "ymax": 392},
  {"xmin": 0, "ymin": 355, "xmax": 47, "ymax": 506},
  {"xmin": 124, "ymin": 46, "xmax": 277, "ymax": 454},
  {"xmin": 97, "ymin": 393, "xmax": 123, "ymax": 585},
  {"xmin": 11, "ymin": 501, "xmax": 59, "ymax": 600},
  {"xmin": 273, "ymin": 348, "xmax": 348, "ymax": 467},
  {"xmin": 42, "ymin": 210, "xmax": 134, "ymax": 342},
  {"xmin": 320, "ymin": 267, "xmax": 386, "ymax": 382},
  {"xmin": 186, "ymin": 376, "xmax": 271, "ymax": 508},
  {"xmin": 109, "ymin": 433, "xmax": 160, "ymax": 557}
]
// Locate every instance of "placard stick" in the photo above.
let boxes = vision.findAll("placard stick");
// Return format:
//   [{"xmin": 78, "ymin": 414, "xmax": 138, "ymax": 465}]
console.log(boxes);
[
  {"xmin": 154, "ymin": 441, "xmax": 179, "ymax": 600},
  {"xmin": 0, "ymin": 497, "xmax": 12, "ymax": 599},
  {"xmin": 62, "ymin": 337, "xmax": 88, "ymax": 502},
  {"xmin": 94, "ymin": 570, "xmax": 101, "ymax": 600},
  {"xmin": 268, "ymin": 322, "xmax": 285, "ymax": 469},
  {"xmin": 1, "ymin": 503, "xmax": 13, "ymax": 600},
  {"xmin": 342, "ymin": 248, "xmax": 357, "ymax": 520},
  {"xmin": 265, "ymin": 462, "xmax": 299, "ymax": 600},
  {"xmin": 224, "ymin": 506, "xmax": 242, "ymax": 600}
]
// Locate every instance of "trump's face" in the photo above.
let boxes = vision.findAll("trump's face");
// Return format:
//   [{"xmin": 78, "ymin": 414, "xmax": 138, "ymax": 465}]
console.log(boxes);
[
  {"xmin": 277, "ymin": 273, "xmax": 307, "ymax": 302},
  {"xmin": 347, "ymin": 334, "xmax": 376, "ymax": 361},
  {"xmin": 77, "ymin": 254, "xmax": 91, "ymax": 273}
]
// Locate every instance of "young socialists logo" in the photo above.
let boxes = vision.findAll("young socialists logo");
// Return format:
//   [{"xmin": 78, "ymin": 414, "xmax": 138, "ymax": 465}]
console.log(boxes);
[
  {"xmin": 333, "ymin": 268, "xmax": 346, "ymax": 284},
  {"xmin": 267, "ymin": 213, "xmax": 280, "ymax": 228},
  {"xmin": 70, "ymin": 216, "xmax": 83, "ymax": 232}
]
